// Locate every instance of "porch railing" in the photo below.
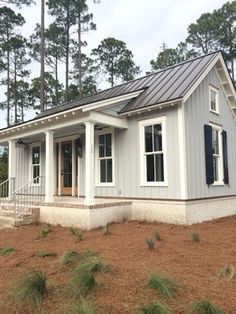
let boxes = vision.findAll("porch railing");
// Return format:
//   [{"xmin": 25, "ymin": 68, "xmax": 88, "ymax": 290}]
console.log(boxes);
[
  {"xmin": 13, "ymin": 176, "xmax": 45, "ymax": 217},
  {"xmin": 0, "ymin": 177, "xmax": 16, "ymax": 205}
]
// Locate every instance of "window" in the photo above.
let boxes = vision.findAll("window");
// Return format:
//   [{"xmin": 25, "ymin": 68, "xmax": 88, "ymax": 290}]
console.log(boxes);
[
  {"xmin": 140, "ymin": 117, "xmax": 167, "ymax": 186},
  {"xmin": 204, "ymin": 124, "xmax": 225, "ymax": 185},
  {"xmin": 98, "ymin": 133, "xmax": 113, "ymax": 184},
  {"xmin": 211, "ymin": 126, "xmax": 223, "ymax": 184},
  {"xmin": 32, "ymin": 145, "xmax": 40, "ymax": 183},
  {"xmin": 209, "ymin": 86, "xmax": 219, "ymax": 114}
]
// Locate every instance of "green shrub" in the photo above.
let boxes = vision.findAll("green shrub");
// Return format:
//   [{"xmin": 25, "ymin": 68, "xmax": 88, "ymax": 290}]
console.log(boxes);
[
  {"xmin": 103, "ymin": 223, "xmax": 110, "ymax": 235},
  {"xmin": 141, "ymin": 301, "xmax": 171, "ymax": 314},
  {"xmin": 70, "ymin": 226, "xmax": 83, "ymax": 241},
  {"xmin": 36, "ymin": 223, "xmax": 51, "ymax": 239},
  {"xmin": 154, "ymin": 230, "xmax": 161, "ymax": 241},
  {"xmin": 148, "ymin": 273, "xmax": 181, "ymax": 299},
  {"xmin": 10, "ymin": 269, "xmax": 47, "ymax": 310},
  {"xmin": 35, "ymin": 251, "xmax": 57, "ymax": 258},
  {"xmin": 146, "ymin": 238, "xmax": 156, "ymax": 251},
  {"xmin": 0, "ymin": 247, "xmax": 15, "ymax": 256},
  {"xmin": 187, "ymin": 300, "xmax": 223, "ymax": 314},
  {"xmin": 191, "ymin": 232, "xmax": 201, "ymax": 243}
]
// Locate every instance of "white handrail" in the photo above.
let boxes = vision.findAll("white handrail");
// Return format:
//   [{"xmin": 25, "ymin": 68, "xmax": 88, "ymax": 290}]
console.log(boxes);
[{"xmin": 13, "ymin": 176, "xmax": 45, "ymax": 218}]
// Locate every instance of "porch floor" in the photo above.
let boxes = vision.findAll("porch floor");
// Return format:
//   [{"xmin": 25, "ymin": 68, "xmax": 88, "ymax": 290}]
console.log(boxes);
[{"xmin": 45, "ymin": 196, "xmax": 132, "ymax": 209}]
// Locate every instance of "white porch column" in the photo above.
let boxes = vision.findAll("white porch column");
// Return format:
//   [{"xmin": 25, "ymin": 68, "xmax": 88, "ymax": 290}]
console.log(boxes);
[
  {"xmin": 45, "ymin": 130, "xmax": 55, "ymax": 202},
  {"xmin": 72, "ymin": 139, "xmax": 76, "ymax": 197},
  {"xmin": 84, "ymin": 121, "xmax": 95, "ymax": 205},
  {"xmin": 8, "ymin": 140, "xmax": 17, "ymax": 200}
]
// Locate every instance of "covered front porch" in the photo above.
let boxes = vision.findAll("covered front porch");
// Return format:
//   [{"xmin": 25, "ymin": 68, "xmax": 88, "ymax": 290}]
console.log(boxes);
[{"xmin": 0, "ymin": 108, "xmax": 128, "ymax": 211}]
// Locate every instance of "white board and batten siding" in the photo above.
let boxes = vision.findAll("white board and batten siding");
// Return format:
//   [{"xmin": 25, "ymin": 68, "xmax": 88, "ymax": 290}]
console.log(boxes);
[
  {"xmin": 15, "ymin": 142, "xmax": 46, "ymax": 190},
  {"xmin": 184, "ymin": 67, "xmax": 236, "ymax": 199},
  {"xmin": 91, "ymin": 106, "xmax": 181, "ymax": 199}
]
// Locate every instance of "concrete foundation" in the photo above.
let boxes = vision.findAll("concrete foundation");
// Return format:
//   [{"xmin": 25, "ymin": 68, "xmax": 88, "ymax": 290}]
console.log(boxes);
[{"xmin": 38, "ymin": 196, "xmax": 236, "ymax": 229}]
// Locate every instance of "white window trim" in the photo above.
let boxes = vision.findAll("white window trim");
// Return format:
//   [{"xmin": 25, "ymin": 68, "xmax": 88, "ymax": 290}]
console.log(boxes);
[
  {"xmin": 29, "ymin": 142, "xmax": 42, "ymax": 185},
  {"xmin": 95, "ymin": 128, "xmax": 115, "ymax": 187},
  {"xmin": 209, "ymin": 123, "xmax": 224, "ymax": 186},
  {"xmin": 139, "ymin": 116, "xmax": 168, "ymax": 187},
  {"xmin": 209, "ymin": 85, "xmax": 219, "ymax": 115}
]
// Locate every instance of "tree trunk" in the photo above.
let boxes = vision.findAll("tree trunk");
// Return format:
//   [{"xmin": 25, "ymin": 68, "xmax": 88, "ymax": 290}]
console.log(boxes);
[
  {"xmin": 55, "ymin": 56, "xmax": 59, "ymax": 105},
  {"xmin": 14, "ymin": 54, "xmax": 17, "ymax": 125},
  {"xmin": 40, "ymin": 0, "xmax": 45, "ymax": 112},
  {"xmin": 6, "ymin": 49, "xmax": 10, "ymax": 127},
  {"xmin": 78, "ymin": 13, "xmax": 82, "ymax": 98},
  {"xmin": 21, "ymin": 103, "xmax": 24, "ymax": 122},
  {"xmin": 111, "ymin": 59, "xmax": 114, "ymax": 87},
  {"xmin": 65, "ymin": 1, "xmax": 70, "ymax": 101}
]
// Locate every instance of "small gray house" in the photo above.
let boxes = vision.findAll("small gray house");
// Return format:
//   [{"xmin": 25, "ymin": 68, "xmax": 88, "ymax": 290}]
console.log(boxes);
[{"xmin": 0, "ymin": 51, "xmax": 236, "ymax": 229}]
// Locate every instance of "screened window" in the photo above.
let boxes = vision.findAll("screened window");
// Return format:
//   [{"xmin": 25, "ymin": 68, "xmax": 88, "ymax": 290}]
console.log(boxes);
[
  {"xmin": 209, "ymin": 86, "xmax": 219, "ymax": 113},
  {"xmin": 140, "ymin": 117, "xmax": 166, "ymax": 185},
  {"xmin": 98, "ymin": 133, "xmax": 113, "ymax": 183},
  {"xmin": 32, "ymin": 146, "xmax": 40, "ymax": 183}
]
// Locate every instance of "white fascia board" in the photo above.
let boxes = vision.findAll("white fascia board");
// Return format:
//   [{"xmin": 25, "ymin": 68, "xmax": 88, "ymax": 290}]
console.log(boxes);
[
  {"xmin": 217, "ymin": 54, "xmax": 236, "ymax": 101},
  {"xmin": 119, "ymin": 98, "xmax": 182, "ymax": 116},
  {"xmin": 183, "ymin": 54, "xmax": 236, "ymax": 104},
  {"xmin": 0, "ymin": 113, "xmax": 90, "ymax": 143},
  {"xmin": 0, "ymin": 107, "xmax": 85, "ymax": 137},
  {"xmin": 89, "ymin": 111, "xmax": 128, "ymax": 129},
  {"xmin": 183, "ymin": 55, "xmax": 220, "ymax": 103},
  {"xmin": 0, "ymin": 90, "xmax": 143, "ymax": 140},
  {"xmin": 81, "ymin": 90, "xmax": 144, "ymax": 112}
]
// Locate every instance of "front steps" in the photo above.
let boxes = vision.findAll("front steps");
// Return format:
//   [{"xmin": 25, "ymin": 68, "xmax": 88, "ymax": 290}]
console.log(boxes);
[{"xmin": 0, "ymin": 204, "xmax": 40, "ymax": 228}]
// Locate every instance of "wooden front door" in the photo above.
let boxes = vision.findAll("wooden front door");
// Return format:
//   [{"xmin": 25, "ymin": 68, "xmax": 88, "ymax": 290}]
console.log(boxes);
[{"xmin": 61, "ymin": 141, "xmax": 73, "ymax": 195}]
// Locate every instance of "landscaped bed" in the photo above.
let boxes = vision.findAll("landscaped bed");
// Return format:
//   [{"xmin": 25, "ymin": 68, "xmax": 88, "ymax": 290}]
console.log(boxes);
[{"xmin": 0, "ymin": 216, "xmax": 235, "ymax": 313}]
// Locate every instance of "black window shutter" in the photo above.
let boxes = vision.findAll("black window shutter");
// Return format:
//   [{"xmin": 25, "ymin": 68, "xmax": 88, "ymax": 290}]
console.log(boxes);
[
  {"xmin": 204, "ymin": 124, "xmax": 214, "ymax": 185},
  {"xmin": 222, "ymin": 130, "xmax": 229, "ymax": 185}
]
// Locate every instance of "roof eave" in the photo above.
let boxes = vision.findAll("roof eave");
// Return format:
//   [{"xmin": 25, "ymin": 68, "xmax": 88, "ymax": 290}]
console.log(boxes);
[{"xmin": 119, "ymin": 98, "xmax": 183, "ymax": 116}]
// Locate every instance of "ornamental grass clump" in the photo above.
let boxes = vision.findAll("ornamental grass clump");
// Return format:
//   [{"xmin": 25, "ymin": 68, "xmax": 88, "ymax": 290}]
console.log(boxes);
[
  {"xmin": 74, "ymin": 257, "xmax": 107, "ymax": 274},
  {"xmin": 60, "ymin": 250, "xmax": 98, "ymax": 266},
  {"xmin": 148, "ymin": 273, "xmax": 181, "ymax": 299},
  {"xmin": 70, "ymin": 299, "xmax": 96, "ymax": 314},
  {"xmin": 103, "ymin": 223, "xmax": 110, "ymax": 235},
  {"xmin": 187, "ymin": 300, "xmax": 223, "ymax": 314},
  {"xmin": 154, "ymin": 230, "xmax": 161, "ymax": 241},
  {"xmin": 141, "ymin": 301, "xmax": 171, "ymax": 314},
  {"xmin": 36, "ymin": 223, "xmax": 52, "ymax": 239},
  {"xmin": 0, "ymin": 247, "xmax": 15, "ymax": 256},
  {"xmin": 217, "ymin": 264, "xmax": 235, "ymax": 280},
  {"xmin": 60, "ymin": 250, "xmax": 83, "ymax": 265},
  {"xmin": 69, "ymin": 268, "xmax": 96, "ymax": 297},
  {"xmin": 10, "ymin": 269, "xmax": 48, "ymax": 310},
  {"xmin": 35, "ymin": 251, "xmax": 57, "ymax": 258},
  {"xmin": 70, "ymin": 226, "xmax": 83, "ymax": 241},
  {"xmin": 146, "ymin": 238, "xmax": 156, "ymax": 251},
  {"xmin": 191, "ymin": 232, "xmax": 201, "ymax": 243}
]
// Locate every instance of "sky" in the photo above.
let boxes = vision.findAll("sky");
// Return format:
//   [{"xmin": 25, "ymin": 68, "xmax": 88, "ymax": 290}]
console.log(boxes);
[{"xmin": 0, "ymin": 0, "xmax": 229, "ymax": 127}]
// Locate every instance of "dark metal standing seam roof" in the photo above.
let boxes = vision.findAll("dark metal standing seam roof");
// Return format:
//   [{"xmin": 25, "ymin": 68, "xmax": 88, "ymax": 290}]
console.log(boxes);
[{"xmin": 36, "ymin": 51, "xmax": 220, "ymax": 119}]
